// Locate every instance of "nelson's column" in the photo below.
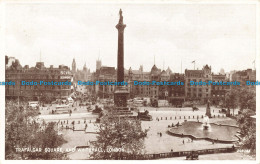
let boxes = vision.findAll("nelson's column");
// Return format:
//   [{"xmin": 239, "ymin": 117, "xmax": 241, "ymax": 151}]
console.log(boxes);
[{"xmin": 114, "ymin": 9, "xmax": 131, "ymax": 115}]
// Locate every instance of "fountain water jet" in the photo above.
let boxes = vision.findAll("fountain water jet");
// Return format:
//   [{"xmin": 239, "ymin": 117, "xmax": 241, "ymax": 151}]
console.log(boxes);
[{"xmin": 202, "ymin": 115, "xmax": 211, "ymax": 130}]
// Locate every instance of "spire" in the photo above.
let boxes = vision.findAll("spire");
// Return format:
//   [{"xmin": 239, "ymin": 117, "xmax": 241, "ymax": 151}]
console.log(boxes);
[
  {"xmin": 163, "ymin": 60, "xmax": 165, "ymax": 70},
  {"xmin": 181, "ymin": 60, "xmax": 182, "ymax": 74},
  {"xmin": 98, "ymin": 49, "xmax": 100, "ymax": 61},
  {"xmin": 40, "ymin": 50, "xmax": 42, "ymax": 62},
  {"xmin": 72, "ymin": 58, "xmax": 76, "ymax": 73}
]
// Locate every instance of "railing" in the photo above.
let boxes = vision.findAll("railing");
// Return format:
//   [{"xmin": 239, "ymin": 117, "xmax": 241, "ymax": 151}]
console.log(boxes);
[{"xmin": 116, "ymin": 146, "xmax": 236, "ymax": 160}]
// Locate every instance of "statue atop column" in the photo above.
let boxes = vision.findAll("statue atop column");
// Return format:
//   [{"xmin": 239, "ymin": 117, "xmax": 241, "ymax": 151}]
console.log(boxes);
[{"xmin": 119, "ymin": 9, "xmax": 123, "ymax": 24}]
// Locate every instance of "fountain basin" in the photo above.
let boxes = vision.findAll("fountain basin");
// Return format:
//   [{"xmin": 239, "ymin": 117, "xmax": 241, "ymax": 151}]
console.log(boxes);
[{"xmin": 168, "ymin": 121, "xmax": 239, "ymax": 143}]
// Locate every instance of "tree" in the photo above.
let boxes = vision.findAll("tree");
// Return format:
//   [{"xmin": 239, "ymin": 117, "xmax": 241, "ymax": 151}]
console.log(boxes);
[
  {"xmin": 235, "ymin": 88, "xmax": 256, "ymax": 155},
  {"xmin": 237, "ymin": 88, "xmax": 256, "ymax": 112},
  {"xmin": 27, "ymin": 122, "xmax": 67, "ymax": 160},
  {"xmin": 5, "ymin": 100, "xmax": 67, "ymax": 160},
  {"xmin": 90, "ymin": 112, "xmax": 148, "ymax": 159},
  {"xmin": 236, "ymin": 109, "xmax": 255, "ymax": 154},
  {"xmin": 225, "ymin": 91, "xmax": 238, "ymax": 116}
]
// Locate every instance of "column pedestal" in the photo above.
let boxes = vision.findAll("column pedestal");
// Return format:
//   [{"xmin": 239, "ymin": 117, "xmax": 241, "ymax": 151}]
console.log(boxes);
[{"xmin": 114, "ymin": 86, "xmax": 132, "ymax": 115}]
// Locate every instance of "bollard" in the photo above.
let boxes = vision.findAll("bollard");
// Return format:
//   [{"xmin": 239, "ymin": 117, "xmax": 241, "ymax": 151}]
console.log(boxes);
[
  {"xmin": 175, "ymin": 116, "xmax": 177, "ymax": 120},
  {"xmin": 193, "ymin": 116, "xmax": 194, "ymax": 119}
]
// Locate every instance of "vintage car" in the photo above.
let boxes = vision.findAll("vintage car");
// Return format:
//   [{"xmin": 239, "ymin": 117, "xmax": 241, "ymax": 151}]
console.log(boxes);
[
  {"xmin": 192, "ymin": 106, "xmax": 199, "ymax": 111},
  {"xmin": 186, "ymin": 151, "xmax": 199, "ymax": 160},
  {"xmin": 137, "ymin": 110, "xmax": 153, "ymax": 121}
]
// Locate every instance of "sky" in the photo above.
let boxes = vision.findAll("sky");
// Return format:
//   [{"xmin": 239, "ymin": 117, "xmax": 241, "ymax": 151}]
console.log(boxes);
[{"xmin": 4, "ymin": 2, "xmax": 257, "ymax": 73}]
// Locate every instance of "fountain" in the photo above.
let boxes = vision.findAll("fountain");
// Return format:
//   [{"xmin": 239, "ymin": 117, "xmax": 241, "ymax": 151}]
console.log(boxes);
[
  {"xmin": 202, "ymin": 115, "xmax": 211, "ymax": 130},
  {"xmin": 168, "ymin": 99, "xmax": 239, "ymax": 143},
  {"xmin": 168, "ymin": 120, "xmax": 239, "ymax": 143}
]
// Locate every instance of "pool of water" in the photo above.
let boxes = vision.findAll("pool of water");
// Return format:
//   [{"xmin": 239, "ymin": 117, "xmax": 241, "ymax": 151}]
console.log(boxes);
[{"xmin": 169, "ymin": 121, "xmax": 239, "ymax": 142}]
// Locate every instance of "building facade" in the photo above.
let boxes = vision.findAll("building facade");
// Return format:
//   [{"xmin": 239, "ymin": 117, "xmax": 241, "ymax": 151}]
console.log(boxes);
[
  {"xmin": 211, "ymin": 74, "xmax": 231, "ymax": 105},
  {"xmin": 167, "ymin": 73, "xmax": 185, "ymax": 107},
  {"xmin": 185, "ymin": 65, "xmax": 212, "ymax": 103},
  {"xmin": 5, "ymin": 57, "xmax": 73, "ymax": 101}
]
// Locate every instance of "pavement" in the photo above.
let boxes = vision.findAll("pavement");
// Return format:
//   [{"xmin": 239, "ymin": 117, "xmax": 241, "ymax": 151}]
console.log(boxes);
[{"xmin": 37, "ymin": 105, "xmax": 242, "ymax": 160}]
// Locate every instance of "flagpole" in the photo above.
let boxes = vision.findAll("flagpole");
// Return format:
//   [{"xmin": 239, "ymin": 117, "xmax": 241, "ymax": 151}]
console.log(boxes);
[
  {"xmin": 192, "ymin": 60, "xmax": 195, "ymax": 70},
  {"xmin": 181, "ymin": 60, "xmax": 182, "ymax": 74}
]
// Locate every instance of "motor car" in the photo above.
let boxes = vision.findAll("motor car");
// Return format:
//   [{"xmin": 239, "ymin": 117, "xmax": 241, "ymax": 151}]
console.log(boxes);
[
  {"xmin": 186, "ymin": 151, "xmax": 199, "ymax": 160},
  {"xmin": 221, "ymin": 108, "xmax": 227, "ymax": 113},
  {"xmin": 192, "ymin": 107, "xmax": 199, "ymax": 111}
]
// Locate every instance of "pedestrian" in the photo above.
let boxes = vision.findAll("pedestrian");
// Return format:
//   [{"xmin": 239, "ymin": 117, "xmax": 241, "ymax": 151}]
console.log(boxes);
[{"xmin": 183, "ymin": 140, "xmax": 185, "ymax": 144}]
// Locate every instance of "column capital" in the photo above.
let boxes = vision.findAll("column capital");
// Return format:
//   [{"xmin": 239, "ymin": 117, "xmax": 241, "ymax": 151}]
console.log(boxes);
[{"xmin": 116, "ymin": 24, "xmax": 126, "ymax": 32}]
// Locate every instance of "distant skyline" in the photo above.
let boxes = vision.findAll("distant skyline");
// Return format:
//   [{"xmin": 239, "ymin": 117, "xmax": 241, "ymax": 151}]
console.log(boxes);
[{"xmin": 5, "ymin": 3, "xmax": 256, "ymax": 73}]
